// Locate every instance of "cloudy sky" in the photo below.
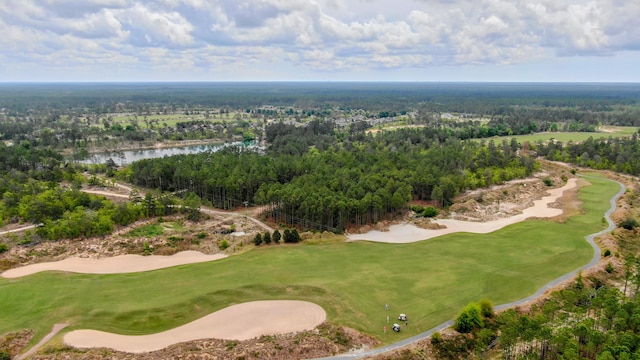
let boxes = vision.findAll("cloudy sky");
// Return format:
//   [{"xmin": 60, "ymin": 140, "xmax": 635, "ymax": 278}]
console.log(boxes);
[{"xmin": 0, "ymin": 0, "xmax": 638, "ymax": 82}]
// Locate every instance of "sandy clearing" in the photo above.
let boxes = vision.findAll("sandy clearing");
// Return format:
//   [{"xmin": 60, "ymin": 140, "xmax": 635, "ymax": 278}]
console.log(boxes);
[
  {"xmin": 349, "ymin": 178, "xmax": 578, "ymax": 243},
  {"xmin": 1, "ymin": 251, "xmax": 226, "ymax": 279},
  {"xmin": 64, "ymin": 300, "xmax": 326, "ymax": 353}
]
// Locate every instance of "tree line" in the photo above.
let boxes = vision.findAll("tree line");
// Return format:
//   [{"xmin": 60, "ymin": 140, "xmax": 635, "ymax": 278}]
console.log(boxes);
[
  {"xmin": 127, "ymin": 123, "xmax": 537, "ymax": 231},
  {"xmin": 536, "ymin": 134, "xmax": 640, "ymax": 176}
]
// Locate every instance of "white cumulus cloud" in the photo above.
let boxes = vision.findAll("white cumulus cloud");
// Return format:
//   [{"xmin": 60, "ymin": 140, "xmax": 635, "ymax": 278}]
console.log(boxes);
[{"xmin": 0, "ymin": 0, "xmax": 639, "ymax": 80}]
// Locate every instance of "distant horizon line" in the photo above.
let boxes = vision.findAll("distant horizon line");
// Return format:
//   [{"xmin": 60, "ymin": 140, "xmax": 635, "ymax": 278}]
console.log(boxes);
[{"xmin": 1, "ymin": 80, "xmax": 639, "ymax": 84}]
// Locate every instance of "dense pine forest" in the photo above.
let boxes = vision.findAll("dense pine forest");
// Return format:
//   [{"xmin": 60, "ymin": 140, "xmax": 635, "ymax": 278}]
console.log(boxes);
[
  {"xmin": 128, "ymin": 120, "xmax": 537, "ymax": 231},
  {"xmin": 537, "ymin": 135, "xmax": 640, "ymax": 175}
]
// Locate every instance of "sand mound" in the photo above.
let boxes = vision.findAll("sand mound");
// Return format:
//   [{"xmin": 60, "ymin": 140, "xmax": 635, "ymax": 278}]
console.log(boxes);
[
  {"xmin": 349, "ymin": 178, "xmax": 577, "ymax": 243},
  {"xmin": 64, "ymin": 300, "xmax": 326, "ymax": 353},
  {"xmin": 1, "ymin": 251, "xmax": 226, "ymax": 279}
]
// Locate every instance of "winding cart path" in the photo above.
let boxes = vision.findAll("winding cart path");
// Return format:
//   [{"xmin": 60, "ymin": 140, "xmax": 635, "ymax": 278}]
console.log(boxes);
[{"xmin": 316, "ymin": 176, "xmax": 626, "ymax": 360}]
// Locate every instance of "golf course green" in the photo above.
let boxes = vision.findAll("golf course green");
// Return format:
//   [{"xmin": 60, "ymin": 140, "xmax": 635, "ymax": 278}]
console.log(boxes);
[{"xmin": 0, "ymin": 175, "xmax": 620, "ymax": 347}]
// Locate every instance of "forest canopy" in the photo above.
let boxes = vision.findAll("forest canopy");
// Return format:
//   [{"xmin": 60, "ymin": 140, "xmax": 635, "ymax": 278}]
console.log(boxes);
[{"xmin": 128, "ymin": 122, "xmax": 537, "ymax": 231}]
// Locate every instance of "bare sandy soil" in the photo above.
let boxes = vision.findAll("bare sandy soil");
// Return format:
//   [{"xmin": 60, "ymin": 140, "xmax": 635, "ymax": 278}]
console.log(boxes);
[
  {"xmin": 64, "ymin": 300, "xmax": 326, "ymax": 353},
  {"xmin": 349, "ymin": 178, "xmax": 577, "ymax": 243},
  {"xmin": 1, "ymin": 251, "xmax": 226, "ymax": 278}
]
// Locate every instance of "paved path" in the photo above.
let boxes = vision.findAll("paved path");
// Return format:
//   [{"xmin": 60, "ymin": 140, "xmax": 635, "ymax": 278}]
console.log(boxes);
[
  {"xmin": 16, "ymin": 324, "xmax": 69, "ymax": 360},
  {"xmin": 0, "ymin": 224, "xmax": 42, "ymax": 236},
  {"xmin": 315, "ymin": 175, "xmax": 625, "ymax": 360}
]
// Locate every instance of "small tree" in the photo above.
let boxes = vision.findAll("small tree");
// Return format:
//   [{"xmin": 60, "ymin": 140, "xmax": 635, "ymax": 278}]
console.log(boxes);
[
  {"xmin": 478, "ymin": 299, "xmax": 494, "ymax": 319},
  {"xmin": 253, "ymin": 233, "xmax": 263, "ymax": 246},
  {"xmin": 454, "ymin": 303, "xmax": 483, "ymax": 333},
  {"xmin": 283, "ymin": 229, "xmax": 292, "ymax": 243},
  {"xmin": 292, "ymin": 229, "xmax": 301, "ymax": 243},
  {"xmin": 273, "ymin": 230, "xmax": 281, "ymax": 243},
  {"xmin": 263, "ymin": 232, "xmax": 272, "ymax": 244}
]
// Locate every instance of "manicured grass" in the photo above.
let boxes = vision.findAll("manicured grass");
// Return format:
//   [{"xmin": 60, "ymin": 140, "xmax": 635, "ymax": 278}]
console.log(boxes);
[
  {"xmin": 483, "ymin": 127, "xmax": 639, "ymax": 144},
  {"xmin": 0, "ymin": 177, "xmax": 619, "ymax": 346}
]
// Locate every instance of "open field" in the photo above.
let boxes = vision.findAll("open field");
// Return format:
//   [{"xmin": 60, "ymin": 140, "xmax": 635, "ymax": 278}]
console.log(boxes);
[
  {"xmin": 483, "ymin": 126, "xmax": 639, "ymax": 144},
  {"xmin": 0, "ymin": 176, "xmax": 619, "ymax": 349},
  {"xmin": 109, "ymin": 112, "xmax": 256, "ymax": 128}
]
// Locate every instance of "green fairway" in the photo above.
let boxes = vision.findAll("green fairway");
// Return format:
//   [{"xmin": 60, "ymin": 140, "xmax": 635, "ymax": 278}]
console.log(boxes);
[
  {"xmin": 0, "ymin": 176, "xmax": 619, "ymax": 346},
  {"xmin": 483, "ymin": 127, "xmax": 638, "ymax": 144}
]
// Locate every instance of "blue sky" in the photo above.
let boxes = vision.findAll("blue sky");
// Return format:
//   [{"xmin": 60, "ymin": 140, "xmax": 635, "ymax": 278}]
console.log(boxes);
[{"xmin": 0, "ymin": 0, "xmax": 638, "ymax": 82}]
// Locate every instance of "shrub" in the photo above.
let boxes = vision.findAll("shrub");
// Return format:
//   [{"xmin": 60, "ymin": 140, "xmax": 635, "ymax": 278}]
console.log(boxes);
[
  {"xmin": 0, "ymin": 350, "xmax": 10, "ymax": 360},
  {"xmin": 423, "ymin": 206, "xmax": 439, "ymax": 218},
  {"xmin": 604, "ymin": 249, "xmax": 612, "ymax": 257},
  {"xmin": 253, "ymin": 233, "xmax": 263, "ymax": 246},
  {"xmin": 478, "ymin": 299, "xmax": 494, "ymax": 318},
  {"xmin": 620, "ymin": 217, "xmax": 639, "ymax": 230},
  {"xmin": 454, "ymin": 303, "xmax": 483, "ymax": 333},
  {"xmin": 605, "ymin": 262, "xmax": 615, "ymax": 273},
  {"xmin": 431, "ymin": 331, "xmax": 442, "ymax": 344},
  {"xmin": 411, "ymin": 205, "xmax": 425, "ymax": 214},
  {"xmin": 142, "ymin": 242, "xmax": 152, "ymax": 255},
  {"xmin": 220, "ymin": 239, "xmax": 229, "ymax": 250},
  {"xmin": 272, "ymin": 230, "xmax": 281, "ymax": 243},
  {"xmin": 543, "ymin": 178, "xmax": 553, "ymax": 186},
  {"xmin": 0, "ymin": 243, "xmax": 8, "ymax": 253},
  {"xmin": 283, "ymin": 229, "xmax": 301, "ymax": 243},
  {"xmin": 263, "ymin": 232, "xmax": 272, "ymax": 244}
]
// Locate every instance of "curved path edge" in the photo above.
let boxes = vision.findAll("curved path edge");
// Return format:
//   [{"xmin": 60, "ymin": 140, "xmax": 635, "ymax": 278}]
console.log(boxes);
[
  {"xmin": 315, "ymin": 175, "xmax": 626, "ymax": 360},
  {"xmin": 16, "ymin": 324, "xmax": 69, "ymax": 360}
]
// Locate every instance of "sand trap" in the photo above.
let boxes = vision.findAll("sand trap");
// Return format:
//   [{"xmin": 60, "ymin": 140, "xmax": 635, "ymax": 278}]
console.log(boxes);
[
  {"xmin": 1, "ymin": 251, "xmax": 227, "ymax": 279},
  {"xmin": 64, "ymin": 300, "xmax": 326, "ymax": 353},
  {"xmin": 349, "ymin": 178, "xmax": 578, "ymax": 243}
]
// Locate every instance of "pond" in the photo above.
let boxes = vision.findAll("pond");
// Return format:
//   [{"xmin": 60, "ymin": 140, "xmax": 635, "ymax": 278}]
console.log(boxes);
[{"xmin": 79, "ymin": 141, "xmax": 254, "ymax": 165}]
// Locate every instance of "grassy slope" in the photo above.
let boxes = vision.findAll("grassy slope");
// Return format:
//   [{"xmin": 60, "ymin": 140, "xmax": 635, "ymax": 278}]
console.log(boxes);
[
  {"xmin": 0, "ymin": 176, "xmax": 618, "ymax": 345},
  {"xmin": 484, "ymin": 126, "xmax": 638, "ymax": 144}
]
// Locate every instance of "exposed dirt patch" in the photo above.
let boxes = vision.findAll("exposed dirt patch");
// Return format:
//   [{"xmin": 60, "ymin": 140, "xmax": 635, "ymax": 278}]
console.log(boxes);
[
  {"xmin": 0, "ymin": 212, "xmax": 267, "ymax": 271},
  {"xmin": 0, "ymin": 329, "xmax": 34, "ymax": 359},
  {"xmin": 444, "ymin": 166, "xmax": 573, "ymax": 224}
]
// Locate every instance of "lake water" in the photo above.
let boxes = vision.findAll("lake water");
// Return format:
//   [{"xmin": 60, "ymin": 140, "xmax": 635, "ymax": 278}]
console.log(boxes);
[{"xmin": 81, "ymin": 141, "xmax": 250, "ymax": 165}]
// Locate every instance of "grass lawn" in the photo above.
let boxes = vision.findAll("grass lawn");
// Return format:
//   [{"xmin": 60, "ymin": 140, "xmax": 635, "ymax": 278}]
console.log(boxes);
[
  {"xmin": 0, "ymin": 176, "xmax": 619, "ymax": 346},
  {"xmin": 482, "ymin": 127, "xmax": 639, "ymax": 144}
]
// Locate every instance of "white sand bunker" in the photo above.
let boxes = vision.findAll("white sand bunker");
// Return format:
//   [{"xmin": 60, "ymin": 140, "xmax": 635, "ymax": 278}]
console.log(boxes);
[
  {"xmin": 1, "ymin": 251, "xmax": 226, "ymax": 279},
  {"xmin": 350, "ymin": 178, "xmax": 578, "ymax": 243},
  {"xmin": 64, "ymin": 300, "xmax": 326, "ymax": 353}
]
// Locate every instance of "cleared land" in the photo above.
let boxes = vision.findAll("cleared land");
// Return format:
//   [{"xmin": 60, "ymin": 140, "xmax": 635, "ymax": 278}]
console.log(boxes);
[
  {"xmin": 349, "ymin": 178, "xmax": 577, "ymax": 243},
  {"xmin": 0, "ymin": 176, "xmax": 619, "ymax": 349}
]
